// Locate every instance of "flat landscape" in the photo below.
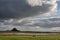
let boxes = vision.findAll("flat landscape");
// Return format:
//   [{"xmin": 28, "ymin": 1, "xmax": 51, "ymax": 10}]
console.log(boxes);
[
  {"xmin": 0, "ymin": 32, "xmax": 60, "ymax": 40},
  {"xmin": 0, "ymin": 34, "xmax": 60, "ymax": 40}
]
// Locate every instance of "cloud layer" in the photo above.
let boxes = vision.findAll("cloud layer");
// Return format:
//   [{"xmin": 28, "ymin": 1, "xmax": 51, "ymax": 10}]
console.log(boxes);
[
  {"xmin": 0, "ymin": 17, "xmax": 60, "ymax": 32},
  {"xmin": 0, "ymin": 0, "xmax": 57, "ymax": 19},
  {"xmin": 0, "ymin": 0, "xmax": 58, "ymax": 32}
]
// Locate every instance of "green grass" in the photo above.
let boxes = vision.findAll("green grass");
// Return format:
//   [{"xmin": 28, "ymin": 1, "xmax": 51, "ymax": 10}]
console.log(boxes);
[{"xmin": 0, "ymin": 35, "xmax": 60, "ymax": 40}]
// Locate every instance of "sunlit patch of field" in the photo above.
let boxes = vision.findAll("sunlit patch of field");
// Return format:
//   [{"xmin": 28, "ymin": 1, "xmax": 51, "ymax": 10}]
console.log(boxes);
[{"xmin": 0, "ymin": 34, "xmax": 60, "ymax": 40}]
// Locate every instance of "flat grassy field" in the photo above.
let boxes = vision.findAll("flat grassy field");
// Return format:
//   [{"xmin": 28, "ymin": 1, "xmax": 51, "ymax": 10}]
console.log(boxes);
[{"xmin": 0, "ymin": 35, "xmax": 60, "ymax": 40}]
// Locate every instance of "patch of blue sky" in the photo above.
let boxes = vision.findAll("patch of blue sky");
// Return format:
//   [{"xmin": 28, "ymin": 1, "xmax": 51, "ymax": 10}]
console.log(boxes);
[{"xmin": 57, "ymin": 1, "xmax": 60, "ymax": 10}]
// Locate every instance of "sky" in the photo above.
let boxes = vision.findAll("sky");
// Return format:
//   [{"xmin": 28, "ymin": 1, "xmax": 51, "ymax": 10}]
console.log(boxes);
[{"xmin": 0, "ymin": 0, "xmax": 60, "ymax": 32}]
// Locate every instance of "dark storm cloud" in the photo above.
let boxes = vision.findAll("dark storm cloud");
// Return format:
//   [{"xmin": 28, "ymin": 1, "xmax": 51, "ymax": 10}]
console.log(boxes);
[
  {"xmin": 0, "ymin": 0, "xmax": 58, "ymax": 31},
  {"xmin": 0, "ymin": 0, "xmax": 56, "ymax": 19}
]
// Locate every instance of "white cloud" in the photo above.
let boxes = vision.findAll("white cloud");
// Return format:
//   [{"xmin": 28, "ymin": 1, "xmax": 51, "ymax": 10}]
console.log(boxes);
[{"xmin": 0, "ymin": 0, "xmax": 59, "ymax": 32}]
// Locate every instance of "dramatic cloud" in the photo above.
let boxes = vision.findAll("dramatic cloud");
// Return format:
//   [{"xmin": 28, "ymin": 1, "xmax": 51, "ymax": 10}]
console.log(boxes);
[
  {"xmin": 0, "ymin": 0, "xmax": 57, "ymax": 19},
  {"xmin": 0, "ymin": 17, "xmax": 60, "ymax": 32},
  {"xmin": 0, "ymin": 0, "xmax": 58, "ymax": 32}
]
